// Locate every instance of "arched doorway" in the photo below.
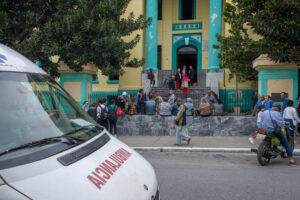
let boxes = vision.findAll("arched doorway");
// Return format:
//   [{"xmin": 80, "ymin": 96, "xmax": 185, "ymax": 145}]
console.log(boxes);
[{"xmin": 177, "ymin": 45, "xmax": 197, "ymax": 83}]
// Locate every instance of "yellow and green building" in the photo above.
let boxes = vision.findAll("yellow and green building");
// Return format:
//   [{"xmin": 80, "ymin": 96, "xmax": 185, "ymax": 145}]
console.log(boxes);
[{"xmin": 58, "ymin": 0, "xmax": 299, "ymax": 111}]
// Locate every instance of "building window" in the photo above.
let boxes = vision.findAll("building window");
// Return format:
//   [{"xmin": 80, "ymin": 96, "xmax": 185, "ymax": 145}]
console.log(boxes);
[
  {"xmin": 180, "ymin": 0, "xmax": 195, "ymax": 20},
  {"xmin": 92, "ymin": 72, "xmax": 99, "ymax": 83},
  {"xmin": 109, "ymin": 74, "xmax": 119, "ymax": 81},
  {"xmin": 107, "ymin": 74, "xmax": 120, "ymax": 84},
  {"xmin": 157, "ymin": 45, "xmax": 162, "ymax": 70},
  {"xmin": 158, "ymin": 0, "xmax": 162, "ymax": 20}
]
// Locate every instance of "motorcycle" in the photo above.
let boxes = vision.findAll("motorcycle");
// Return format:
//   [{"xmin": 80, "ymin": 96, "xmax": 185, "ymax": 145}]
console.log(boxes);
[{"xmin": 257, "ymin": 122, "xmax": 294, "ymax": 166}]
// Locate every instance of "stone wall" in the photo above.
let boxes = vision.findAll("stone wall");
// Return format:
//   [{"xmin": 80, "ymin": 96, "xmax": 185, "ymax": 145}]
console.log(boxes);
[{"xmin": 116, "ymin": 115, "xmax": 256, "ymax": 136}]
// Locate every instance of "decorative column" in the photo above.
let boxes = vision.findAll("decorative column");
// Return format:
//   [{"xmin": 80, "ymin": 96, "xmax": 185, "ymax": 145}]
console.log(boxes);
[
  {"xmin": 208, "ymin": 0, "xmax": 222, "ymax": 70},
  {"xmin": 145, "ymin": 0, "xmax": 158, "ymax": 71}
]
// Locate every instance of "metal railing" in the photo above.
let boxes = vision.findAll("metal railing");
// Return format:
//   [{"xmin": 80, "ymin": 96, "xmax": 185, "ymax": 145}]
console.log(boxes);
[{"xmin": 220, "ymin": 90, "xmax": 254, "ymax": 113}]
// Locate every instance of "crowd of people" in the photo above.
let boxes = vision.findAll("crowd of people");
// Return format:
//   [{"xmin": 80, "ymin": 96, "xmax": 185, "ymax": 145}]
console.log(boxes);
[
  {"xmin": 81, "ymin": 89, "xmax": 224, "ymax": 137},
  {"xmin": 249, "ymin": 92, "xmax": 300, "ymax": 166}
]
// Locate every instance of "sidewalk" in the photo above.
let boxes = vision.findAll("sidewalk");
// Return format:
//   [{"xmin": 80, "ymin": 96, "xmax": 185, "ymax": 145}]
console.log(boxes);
[{"xmin": 118, "ymin": 135, "xmax": 300, "ymax": 155}]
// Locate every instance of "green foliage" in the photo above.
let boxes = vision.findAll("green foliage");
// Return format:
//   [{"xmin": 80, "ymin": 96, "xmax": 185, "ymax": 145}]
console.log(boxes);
[
  {"xmin": 215, "ymin": 0, "xmax": 300, "ymax": 82},
  {"xmin": 214, "ymin": 1, "xmax": 260, "ymax": 82},
  {"xmin": 0, "ymin": 0, "xmax": 150, "ymax": 77},
  {"xmin": 239, "ymin": 0, "xmax": 300, "ymax": 65}
]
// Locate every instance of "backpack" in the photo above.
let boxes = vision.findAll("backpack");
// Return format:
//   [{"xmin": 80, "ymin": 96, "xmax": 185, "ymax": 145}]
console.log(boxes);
[
  {"xmin": 108, "ymin": 105, "xmax": 117, "ymax": 122},
  {"xmin": 100, "ymin": 105, "xmax": 108, "ymax": 122}
]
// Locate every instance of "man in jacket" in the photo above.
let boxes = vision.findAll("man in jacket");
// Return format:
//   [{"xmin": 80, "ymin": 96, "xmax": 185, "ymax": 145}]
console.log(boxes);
[
  {"xmin": 174, "ymin": 98, "xmax": 191, "ymax": 145},
  {"xmin": 261, "ymin": 103, "xmax": 298, "ymax": 166},
  {"xmin": 137, "ymin": 89, "xmax": 147, "ymax": 114}
]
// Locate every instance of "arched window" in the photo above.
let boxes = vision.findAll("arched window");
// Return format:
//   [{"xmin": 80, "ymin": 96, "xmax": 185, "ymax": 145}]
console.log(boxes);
[{"xmin": 177, "ymin": 45, "xmax": 197, "ymax": 55}]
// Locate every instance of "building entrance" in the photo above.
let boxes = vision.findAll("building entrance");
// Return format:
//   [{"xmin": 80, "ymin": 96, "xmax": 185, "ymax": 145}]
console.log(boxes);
[{"xmin": 177, "ymin": 45, "xmax": 197, "ymax": 84}]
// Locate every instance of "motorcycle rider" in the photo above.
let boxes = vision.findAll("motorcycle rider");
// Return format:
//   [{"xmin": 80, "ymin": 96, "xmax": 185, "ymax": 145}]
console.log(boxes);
[{"xmin": 261, "ymin": 103, "xmax": 298, "ymax": 166}]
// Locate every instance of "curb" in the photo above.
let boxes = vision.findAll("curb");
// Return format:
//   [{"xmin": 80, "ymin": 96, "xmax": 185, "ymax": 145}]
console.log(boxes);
[{"xmin": 132, "ymin": 147, "xmax": 300, "ymax": 155}]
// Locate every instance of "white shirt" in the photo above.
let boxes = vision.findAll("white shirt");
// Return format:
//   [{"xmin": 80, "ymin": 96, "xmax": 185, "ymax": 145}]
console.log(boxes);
[
  {"xmin": 257, "ymin": 111, "xmax": 263, "ymax": 123},
  {"xmin": 97, "ymin": 104, "xmax": 108, "ymax": 117},
  {"xmin": 283, "ymin": 107, "xmax": 300, "ymax": 126}
]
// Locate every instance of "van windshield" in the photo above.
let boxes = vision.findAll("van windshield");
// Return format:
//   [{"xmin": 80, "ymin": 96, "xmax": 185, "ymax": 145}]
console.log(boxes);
[{"xmin": 0, "ymin": 72, "xmax": 101, "ymax": 161}]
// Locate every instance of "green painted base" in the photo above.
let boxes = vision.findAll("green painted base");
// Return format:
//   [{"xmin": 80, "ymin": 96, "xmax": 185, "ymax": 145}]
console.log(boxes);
[
  {"xmin": 219, "ymin": 89, "xmax": 254, "ymax": 112},
  {"xmin": 207, "ymin": 66, "xmax": 220, "ymax": 70}
]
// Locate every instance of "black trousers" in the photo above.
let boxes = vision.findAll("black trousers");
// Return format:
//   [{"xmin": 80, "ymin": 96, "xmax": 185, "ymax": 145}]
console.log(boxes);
[
  {"xmin": 99, "ymin": 120, "xmax": 109, "ymax": 130},
  {"xmin": 150, "ymin": 79, "xmax": 155, "ymax": 86},
  {"xmin": 137, "ymin": 104, "xmax": 146, "ymax": 114},
  {"xmin": 109, "ymin": 120, "xmax": 117, "ymax": 134}
]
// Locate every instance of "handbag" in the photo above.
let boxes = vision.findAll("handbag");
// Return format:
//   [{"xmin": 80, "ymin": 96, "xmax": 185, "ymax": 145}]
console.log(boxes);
[
  {"xmin": 117, "ymin": 106, "xmax": 122, "ymax": 116},
  {"xmin": 268, "ymin": 110, "xmax": 282, "ymax": 137}
]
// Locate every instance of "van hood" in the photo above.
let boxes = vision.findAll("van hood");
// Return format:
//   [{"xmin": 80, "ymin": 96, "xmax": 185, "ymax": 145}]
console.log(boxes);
[{"xmin": 0, "ymin": 132, "xmax": 158, "ymax": 200}]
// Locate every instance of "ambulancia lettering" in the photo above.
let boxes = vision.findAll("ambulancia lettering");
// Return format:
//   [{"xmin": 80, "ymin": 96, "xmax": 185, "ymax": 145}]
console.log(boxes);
[{"xmin": 87, "ymin": 148, "xmax": 132, "ymax": 190}]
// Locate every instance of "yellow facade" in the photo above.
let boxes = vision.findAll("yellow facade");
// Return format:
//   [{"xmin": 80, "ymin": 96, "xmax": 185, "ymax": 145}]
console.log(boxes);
[
  {"xmin": 59, "ymin": 0, "xmax": 258, "ymax": 108},
  {"xmin": 92, "ymin": 0, "xmax": 144, "ymax": 92}
]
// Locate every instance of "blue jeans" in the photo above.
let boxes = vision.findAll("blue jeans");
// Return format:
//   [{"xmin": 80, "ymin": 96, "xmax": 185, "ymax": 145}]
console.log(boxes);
[
  {"xmin": 278, "ymin": 132, "xmax": 293, "ymax": 157},
  {"xmin": 175, "ymin": 125, "xmax": 190, "ymax": 144},
  {"xmin": 284, "ymin": 118, "xmax": 295, "ymax": 137}
]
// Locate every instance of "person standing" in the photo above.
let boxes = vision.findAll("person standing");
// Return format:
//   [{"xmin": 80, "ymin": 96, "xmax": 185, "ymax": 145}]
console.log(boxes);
[
  {"xmin": 188, "ymin": 65, "xmax": 194, "ymax": 86},
  {"xmin": 264, "ymin": 95, "xmax": 273, "ymax": 111},
  {"xmin": 128, "ymin": 94, "xmax": 137, "ymax": 115},
  {"xmin": 87, "ymin": 103, "xmax": 97, "ymax": 121},
  {"xmin": 96, "ymin": 98, "xmax": 102, "ymax": 124},
  {"xmin": 297, "ymin": 95, "xmax": 300, "ymax": 117},
  {"xmin": 108, "ymin": 99, "xmax": 118, "ymax": 136},
  {"xmin": 182, "ymin": 74, "xmax": 190, "ymax": 98},
  {"xmin": 182, "ymin": 65, "xmax": 187, "ymax": 75},
  {"xmin": 137, "ymin": 89, "xmax": 147, "ymax": 114},
  {"xmin": 174, "ymin": 98, "xmax": 191, "ymax": 146},
  {"xmin": 175, "ymin": 68, "xmax": 182, "ymax": 90},
  {"xmin": 168, "ymin": 75, "xmax": 176, "ymax": 91},
  {"xmin": 283, "ymin": 100, "xmax": 300, "ymax": 137},
  {"xmin": 147, "ymin": 68, "xmax": 155, "ymax": 86},
  {"xmin": 261, "ymin": 103, "xmax": 298, "ymax": 166},
  {"xmin": 99, "ymin": 98, "xmax": 109, "ymax": 130},
  {"xmin": 251, "ymin": 94, "xmax": 267, "ymax": 116},
  {"xmin": 118, "ymin": 92, "xmax": 128, "ymax": 112},
  {"xmin": 281, "ymin": 92, "xmax": 289, "ymax": 110},
  {"xmin": 82, "ymin": 101, "xmax": 89, "ymax": 112},
  {"xmin": 184, "ymin": 98, "xmax": 194, "ymax": 116}
]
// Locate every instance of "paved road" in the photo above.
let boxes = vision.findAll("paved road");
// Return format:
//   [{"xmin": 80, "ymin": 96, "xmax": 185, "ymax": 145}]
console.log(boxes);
[{"xmin": 140, "ymin": 151, "xmax": 300, "ymax": 200}]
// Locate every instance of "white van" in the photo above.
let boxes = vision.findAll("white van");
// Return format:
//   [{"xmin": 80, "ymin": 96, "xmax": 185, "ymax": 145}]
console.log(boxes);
[{"xmin": 0, "ymin": 44, "xmax": 159, "ymax": 200}]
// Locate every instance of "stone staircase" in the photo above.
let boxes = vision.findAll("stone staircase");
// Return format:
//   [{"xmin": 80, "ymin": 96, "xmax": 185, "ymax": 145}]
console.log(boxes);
[{"xmin": 151, "ymin": 86, "xmax": 210, "ymax": 108}]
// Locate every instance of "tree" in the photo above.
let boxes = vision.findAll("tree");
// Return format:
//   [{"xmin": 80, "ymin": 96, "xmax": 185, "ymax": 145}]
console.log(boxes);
[
  {"xmin": 0, "ymin": 0, "xmax": 150, "ymax": 77},
  {"xmin": 239, "ymin": 0, "xmax": 300, "ymax": 65},
  {"xmin": 214, "ymin": 0, "xmax": 261, "ymax": 82},
  {"xmin": 215, "ymin": 0, "xmax": 300, "ymax": 81}
]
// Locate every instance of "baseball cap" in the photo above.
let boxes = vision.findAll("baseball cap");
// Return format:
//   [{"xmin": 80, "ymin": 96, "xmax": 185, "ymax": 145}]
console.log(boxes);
[
  {"xmin": 122, "ymin": 91, "xmax": 127, "ymax": 96},
  {"xmin": 272, "ymin": 103, "xmax": 281, "ymax": 109}
]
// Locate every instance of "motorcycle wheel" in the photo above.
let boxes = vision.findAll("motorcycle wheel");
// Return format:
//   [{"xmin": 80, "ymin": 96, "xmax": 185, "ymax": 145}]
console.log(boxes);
[{"xmin": 257, "ymin": 140, "xmax": 272, "ymax": 166}]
